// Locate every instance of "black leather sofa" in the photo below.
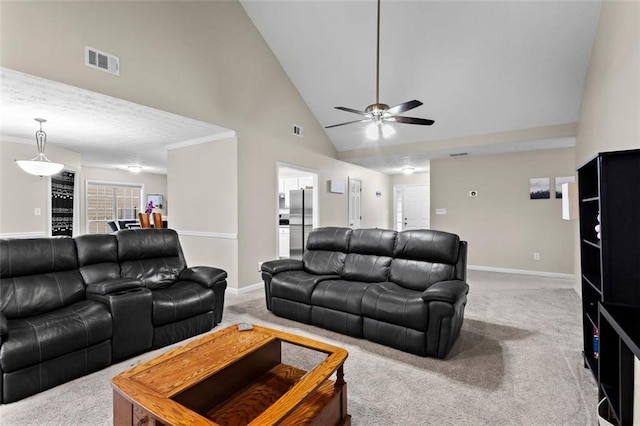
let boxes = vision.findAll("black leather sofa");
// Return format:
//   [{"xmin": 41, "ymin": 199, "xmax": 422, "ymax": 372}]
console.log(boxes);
[
  {"xmin": 261, "ymin": 227, "xmax": 468, "ymax": 358},
  {"xmin": 0, "ymin": 229, "xmax": 227, "ymax": 403}
]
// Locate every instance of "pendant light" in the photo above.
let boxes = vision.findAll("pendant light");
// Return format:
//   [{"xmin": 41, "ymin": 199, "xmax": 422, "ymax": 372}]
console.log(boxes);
[{"xmin": 15, "ymin": 118, "xmax": 65, "ymax": 177}]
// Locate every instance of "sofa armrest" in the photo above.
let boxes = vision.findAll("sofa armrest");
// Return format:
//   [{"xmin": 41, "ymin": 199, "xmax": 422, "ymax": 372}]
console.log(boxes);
[
  {"xmin": 421, "ymin": 280, "xmax": 469, "ymax": 303},
  {"xmin": 261, "ymin": 259, "xmax": 303, "ymax": 275},
  {"xmin": 0, "ymin": 311, "xmax": 7, "ymax": 337},
  {"xmin": 86, "ymin": 278, "xmax": 144, "ymax": 295},
  {"xmin": 180, "ymin": 266, "xmax": 228, "ymax": 289}
]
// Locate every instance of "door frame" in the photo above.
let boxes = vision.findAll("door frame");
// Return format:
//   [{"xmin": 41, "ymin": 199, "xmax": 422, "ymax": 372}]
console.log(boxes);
[
  {"xmin": 275, "ymin": 162, "xmax": 319, "ymax": 256},
  {"xmin": 348, "ymin": 177, "xmax": 362, "ymax": 229},
  {"xmin": 393, "ymin": 184, "xmax": 430, "ymax": 231}
]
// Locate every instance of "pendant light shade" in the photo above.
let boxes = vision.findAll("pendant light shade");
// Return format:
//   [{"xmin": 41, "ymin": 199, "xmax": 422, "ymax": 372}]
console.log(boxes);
[{"xmin": 15, "ymin": 118, "xmax": 65, "ymax": 177}]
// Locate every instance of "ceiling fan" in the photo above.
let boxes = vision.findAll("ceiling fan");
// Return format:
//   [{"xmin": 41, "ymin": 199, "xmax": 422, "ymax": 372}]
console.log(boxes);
[{"xmin": 325, "ymin": 0, "xmax": 434, "ymax": 136}]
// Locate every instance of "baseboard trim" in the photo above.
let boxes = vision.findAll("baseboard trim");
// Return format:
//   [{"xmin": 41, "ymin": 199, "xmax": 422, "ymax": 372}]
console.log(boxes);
[
  {"xmin": 468, "ymin": 265, "xmax": 574, "ymax": 280},
  {"xmin": 227, "ymin": 282, "xmax": 263, "ymax": 296},
  {"xmin": 0, "ymin": 232, "xmax": 47, "ymax": 239},
  {"xmin": 177, "ymin": 230, "xmax": 237, "ymax": 239}
]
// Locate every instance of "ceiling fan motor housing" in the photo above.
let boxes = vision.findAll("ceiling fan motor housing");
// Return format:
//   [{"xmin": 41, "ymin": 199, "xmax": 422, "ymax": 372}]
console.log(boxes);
[{"xmin": 365, "ymin": 103, "xmax": 390, "ymax": 114}]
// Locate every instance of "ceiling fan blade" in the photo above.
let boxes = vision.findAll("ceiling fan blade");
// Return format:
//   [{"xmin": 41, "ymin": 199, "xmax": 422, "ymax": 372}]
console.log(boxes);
[
  {"xmin": 335, "ymin": 106, "xmax": 369, "ymax": 116},
  {"xmin": 386, "ymin": 100, "xmax": 423, "ymax": 116},
  {"xmin": 390, "ymin": 116, "xmax": 435, "ymax": 126},
  {"xmin": 325, "ymin": 119, "xmax": 370, "ymax": 129}
]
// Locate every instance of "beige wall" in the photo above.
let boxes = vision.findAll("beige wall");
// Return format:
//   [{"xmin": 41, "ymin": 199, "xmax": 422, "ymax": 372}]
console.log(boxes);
[
  {"xmin": 0, "ymin": 1, "xmax": 390, "ymax": 288},
  {"xmin": 0, "ymin": 139, "xmax": 167, "ymax": 236},
  {"xmin": 575, "ymin": 0, "xmax": 639, "ymax": 165},
  {"xmin": 573, "ymin": 0, "xmax": 640, "ymax": 291},
  {"xmin": 168, "ymin": 137, "xmax": 239, "ymax": 288},
  {"xmin": 0, "ymin": 140, "xmax": 81, "ymax": 236},
  {"xmin": 391, "ymin": 171, "xmax": 430, "ymax": 186},
  {"xmin": 431, "ymin": 148, "xmax": 576, "ymax": 274}
]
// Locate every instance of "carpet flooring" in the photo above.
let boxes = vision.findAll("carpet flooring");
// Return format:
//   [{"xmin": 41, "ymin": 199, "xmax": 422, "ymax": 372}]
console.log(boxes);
[{"xmin": 0, "ymin": 270, "xmax": 598, "ymax": 425}]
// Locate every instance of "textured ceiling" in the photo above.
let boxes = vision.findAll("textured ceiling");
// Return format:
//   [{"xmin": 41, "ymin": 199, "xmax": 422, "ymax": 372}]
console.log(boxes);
[{"xmin": 0, "ymin": 68, "xmax": 232, "ymax": 174}]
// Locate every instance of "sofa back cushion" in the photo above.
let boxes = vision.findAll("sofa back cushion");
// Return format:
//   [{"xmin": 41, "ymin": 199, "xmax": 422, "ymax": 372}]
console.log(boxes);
[
  {"xmin": 342, "ymin": 254, "xmax": 392, "ymax": 282},
  {"xmin": 0, "ymin": 238, "xmax": 84, "ymax": 319},
  {"xmin": 75, "ymin": 234, "xmax": 120, "ymax": 284},
  {"xmin": 302, "ymin": 227, "xmax": 351, "ymax": 275},
  {"xmin": 348, "ymin": 228, "xmax": 397, "ymax": 256},
  {"xmin": 340, "ymin": 229, "xmax": 397, "ymax": 282},
  {"xmin": 116, "ymin": 229, "xmax": 186, "ymax": 289},
  {"xmin": 306, "ymin": 227, "xmax": 352, "ymax": 252},
  {"xmin": 390, "ymin": 230, "xmax": 460, "ymax": 291}
]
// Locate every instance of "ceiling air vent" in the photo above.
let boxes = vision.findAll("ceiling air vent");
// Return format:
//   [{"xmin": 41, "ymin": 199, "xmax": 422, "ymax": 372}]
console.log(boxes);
[
  {"xmin": 85, "ymin": 46, "xmax": 119, "ymax": 76},
  {"xmin": 293, "ymin": 125, "xmax": 303, "ymax": 137},
  {"xmin": 449, "ymin": 152, "xmax": 468, "ymax": 157}
]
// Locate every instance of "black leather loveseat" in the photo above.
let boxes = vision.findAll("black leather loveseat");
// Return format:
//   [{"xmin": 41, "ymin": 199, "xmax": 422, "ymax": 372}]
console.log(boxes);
[
  {"xmin": 0, "ymin": 229, "xmax": 227, "ymax": 403},
  {"xmin": 261, "ymin": 227, "xmax": 468, "ymax": 359}
]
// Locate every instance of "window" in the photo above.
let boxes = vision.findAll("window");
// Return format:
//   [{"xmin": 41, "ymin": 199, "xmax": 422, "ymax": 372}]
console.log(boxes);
[{"xmin": 86, "ymin": 182, "xmax": 142, "ymax": 234}]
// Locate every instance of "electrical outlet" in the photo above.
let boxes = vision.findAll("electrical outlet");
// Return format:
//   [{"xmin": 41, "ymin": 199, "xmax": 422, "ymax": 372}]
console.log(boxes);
[
  {"xmin": 533, "ymin": 252, "xmax": 540, "ymax": 261},
  {"xmin": 34, "ymin": 208, "xmax": 41, "ymax": 216},
  {"xmin": 257, "ymin": 261, "xmax": 263, "ymax": 272}
]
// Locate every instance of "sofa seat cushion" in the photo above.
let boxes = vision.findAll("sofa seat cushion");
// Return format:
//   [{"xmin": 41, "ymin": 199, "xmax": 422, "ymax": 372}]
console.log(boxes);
[
  {"xmin": 270, "ymin": 271, "xmax": 338, "ymax": 305},
  {"xmin": 0, "ymin": 300, "xmax": 112, "ymax": 372},
  {"xmin": 311, "ymin": 280, "xmax": 376, "ymax": 315},
  {"xmin": 361, "ymin": 282, "xmax": 429, "ymax": 331},
  {"xmin": 152, "ymin": 281, "xmax": 215, "ymax": 326}
]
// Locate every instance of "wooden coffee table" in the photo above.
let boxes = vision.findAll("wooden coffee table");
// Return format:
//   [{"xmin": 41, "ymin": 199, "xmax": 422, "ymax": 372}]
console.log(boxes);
[{"xmin": 112, "ymin": 324, "xmax": 350, "ymax": 425}]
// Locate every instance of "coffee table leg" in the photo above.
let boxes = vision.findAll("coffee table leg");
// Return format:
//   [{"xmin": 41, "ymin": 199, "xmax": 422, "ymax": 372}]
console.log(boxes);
[
  {"xmin": 335, "ymin": 365, "xmax": 350, "ymax": 424},
  {"xmin": 113, "ymin": 390, "xmax": 133, "ymax": 425}
]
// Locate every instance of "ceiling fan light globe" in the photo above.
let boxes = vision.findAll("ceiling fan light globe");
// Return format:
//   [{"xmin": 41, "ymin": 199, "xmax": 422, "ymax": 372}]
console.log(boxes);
[
  {"xmin": 366, "ymin": 122, "xmax": 380, "ymax": 139},
  {"xmin": 382, "ymin": 124, "xmax": 395, "ymax": 139}
]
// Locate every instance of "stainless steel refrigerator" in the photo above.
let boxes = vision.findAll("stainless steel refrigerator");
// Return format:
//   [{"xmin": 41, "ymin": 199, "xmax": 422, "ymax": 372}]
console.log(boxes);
[{"xmin": 289, "ymin": 189, "xmax": 313, "ymax": 259}]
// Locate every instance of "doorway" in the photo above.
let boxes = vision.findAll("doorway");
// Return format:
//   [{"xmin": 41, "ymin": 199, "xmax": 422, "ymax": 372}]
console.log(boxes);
[
  {"xmin": 348, "ymin": 177, "xmax": 362, "ymax": 229},
  {"xmin": 276, "ymin": 163, "xmax": 319, "ymax": 259},
  {"xmin": 394, "ymin": 184, "xmax": 430, "ymax": 231}
]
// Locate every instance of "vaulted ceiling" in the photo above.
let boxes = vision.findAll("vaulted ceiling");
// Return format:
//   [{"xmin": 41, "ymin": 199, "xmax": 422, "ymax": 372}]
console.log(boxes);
[
  {"xmin": 1, "ymin": 1, "xmax": 601, "ymax": 175},
  {"xmin": 240, "ymin": 0, "xmax": 601, "ymax": 173}
]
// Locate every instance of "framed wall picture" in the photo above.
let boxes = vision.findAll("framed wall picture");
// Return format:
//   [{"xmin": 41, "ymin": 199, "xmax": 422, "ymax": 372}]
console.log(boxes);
[
  {"xmin": 530, "ymin": 178, "xmax": 550, "ymax": 199},
  {"xmin": 147, "ymin": 194, "xmax": 164, "ymax": 209},
  {"xmin": 554, "ymin": 176, "xmax": 576, "ymax": 198}
]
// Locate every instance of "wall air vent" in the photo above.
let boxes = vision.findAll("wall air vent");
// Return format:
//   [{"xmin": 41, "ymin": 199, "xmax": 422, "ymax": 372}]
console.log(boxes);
[
  {"xmin": 293, "ymin": 125, "xmax": 303, "ymax": 137},
  {"xmin": 85, "ymin": 46, "xmax": 119, "ymax": 76},
  {"xmin": 449, "ymin": 152, "xmax": 468, "ymax": 157}
]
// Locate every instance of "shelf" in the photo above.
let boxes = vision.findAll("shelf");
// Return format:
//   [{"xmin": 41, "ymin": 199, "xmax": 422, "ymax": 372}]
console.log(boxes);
[
  {"xmin": 583, "ymin": 351, "xmax": 598, "ymax": 376},
  {"xmin": 582, "ymin": 196, "xmax": 600, "ymax": 203},
  {"xmin": 598, "ymin": 303, "xmax": 640, "ymax": 426},
  {"xmin": 582, "ymin": 239, "xmax": 601, "ymax": 249},
  {"xmin": 599, "ymin": 304, "xmax": 640, "ymax": 360},
  {"xmin": 599, "ymin": 382, "xmax": 621, "ymax": 424},
  {"xmin": 583, "ymin": 276, "xmax": 602, "ymax": 295}
]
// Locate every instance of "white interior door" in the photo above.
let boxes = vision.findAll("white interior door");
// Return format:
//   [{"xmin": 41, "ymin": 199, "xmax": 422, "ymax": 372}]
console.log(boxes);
[
  {"xmin": 349, "ymin": 178, "xmax": 362, "ymax": 229},
  {"xmin": 395, "ymin": 184, "xmax": 430, "ymax": 231}
]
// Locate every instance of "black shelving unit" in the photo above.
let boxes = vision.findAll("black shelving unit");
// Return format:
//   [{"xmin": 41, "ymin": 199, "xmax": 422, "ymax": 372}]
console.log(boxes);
[
  {"xmin": 598, "ymin": 304, "xmax": 640, "ymax": 425},
  {"xmin": 577, "ymin": 149, "xmax": 640, "ymax": 425}
]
